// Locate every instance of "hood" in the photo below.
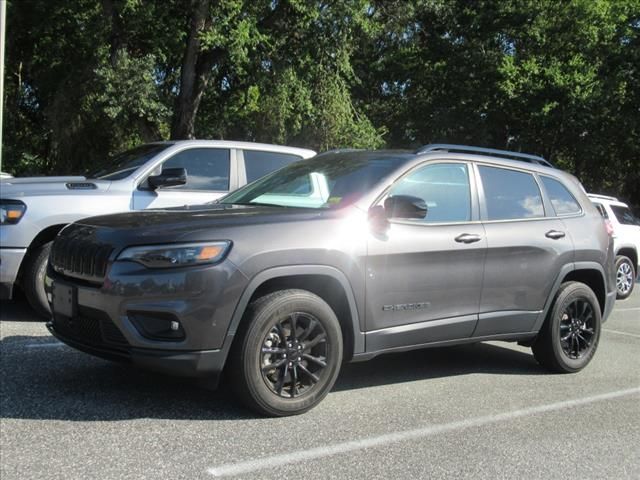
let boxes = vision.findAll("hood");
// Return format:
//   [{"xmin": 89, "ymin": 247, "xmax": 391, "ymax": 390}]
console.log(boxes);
[
  {"xmin": 0, "ymin": 176, "xmax": 112, "ymax": 197},
  {"xmin": 73, "ymin": 203, "xmax": 344, "ymax": 246}
]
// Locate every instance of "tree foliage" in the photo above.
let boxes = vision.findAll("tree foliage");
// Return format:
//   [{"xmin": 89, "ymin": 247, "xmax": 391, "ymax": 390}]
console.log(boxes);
[{"xmin": 3, "ymin": 0, "xmax": 639, "ymax": 205}]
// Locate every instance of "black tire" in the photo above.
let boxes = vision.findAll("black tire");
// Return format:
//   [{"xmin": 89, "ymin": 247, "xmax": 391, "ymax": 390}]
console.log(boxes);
[
  {"xmin": 229, "ymin": 289, "xmax": 343, "ymax": 416},
  {"xmin": 23, "ymin": 242, "xmax": 52, "ymax": 319},
  {"xmin": 615, "ymin": 255, "xmax": 635, "ymax": 300},
  {"xmin": 532, "ymin": 281, "xmax": 601, "ymax": 373}
]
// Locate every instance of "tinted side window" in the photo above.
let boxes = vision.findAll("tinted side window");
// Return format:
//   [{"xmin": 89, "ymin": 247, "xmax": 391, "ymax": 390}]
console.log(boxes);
[
  {"xmin": 161, "ymin": 148, "xmax": 230, "ymax": 191},
  {"xmin": 540, "ymin": 176, "xmax": 581, "ymax": 215},
  {"xmin": 244, "ymin": 150, "xmax": 303, "ymax": 183},
  {"xmin": 611, "ymin": 205, "xmax": 640, "ymax": 226},
  {"xmin": 389, "ymin": 163, "xmax": 471, "ymax": 223},
  {"xmin": 479, "ymin": 166, "xmax": 544, "ymax": 220}
]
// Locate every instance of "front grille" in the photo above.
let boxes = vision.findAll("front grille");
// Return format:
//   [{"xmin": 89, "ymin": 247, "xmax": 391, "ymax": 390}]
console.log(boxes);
[
  {"xmin": 50, "ymin": 225, "xmax": 113, "ymax": 283},
  {"xmin": 53, "ymin": 307, "xmax": 129, "ymax": 348}
]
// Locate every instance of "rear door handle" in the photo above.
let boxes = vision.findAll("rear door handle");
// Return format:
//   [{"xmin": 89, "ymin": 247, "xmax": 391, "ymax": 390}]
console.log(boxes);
[
  {"xmin": 455, "ymin": 233, "xmax": 482, "ymax": 244},
  {"xmin": 545, "ymin": 230, "xmax": 566, "ymax": 240}
]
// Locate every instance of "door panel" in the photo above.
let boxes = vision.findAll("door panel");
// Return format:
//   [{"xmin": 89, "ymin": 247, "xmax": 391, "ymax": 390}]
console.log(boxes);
[
  {"xmin": 479, "ymin": 219, "xmax": 573, "ymax": 314},
  {"xmin": 366, "ymin": 223, "xmax": 486, "ymax": 334},
  {"xmin": 133, "ymin": 148, "xmax": 233, "ymax": 210},
  {"xmin": 364, "ymin": 161, "xmax": 485, "ymax": 342}
]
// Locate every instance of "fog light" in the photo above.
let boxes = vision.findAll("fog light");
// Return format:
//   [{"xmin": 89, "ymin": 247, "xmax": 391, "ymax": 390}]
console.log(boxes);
[{"xmin": 128, "ymin": 311, "xmax": 186, "ymax": 341}]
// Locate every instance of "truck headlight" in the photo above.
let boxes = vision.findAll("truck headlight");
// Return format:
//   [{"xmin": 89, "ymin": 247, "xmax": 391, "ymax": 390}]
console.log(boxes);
[
  {"xmin": 117, "ymin": 241, "xmax": 231, "ymax": 268},
  {"xmin": 0, "ymin": 200, "xmax": 27, "ymax": 225}
]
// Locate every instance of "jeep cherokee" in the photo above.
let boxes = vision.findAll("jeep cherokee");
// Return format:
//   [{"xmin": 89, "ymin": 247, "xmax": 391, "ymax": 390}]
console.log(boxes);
[{"xmin": 46, "ymin": 145, "xmax": 617, "ymax": 416}]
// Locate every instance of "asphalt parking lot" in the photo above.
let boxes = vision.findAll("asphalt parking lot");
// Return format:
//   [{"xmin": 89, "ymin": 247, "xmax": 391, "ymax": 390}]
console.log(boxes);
[{"xmin": 1, "ymin": 289, "xmax": 638, "ymax": 480}]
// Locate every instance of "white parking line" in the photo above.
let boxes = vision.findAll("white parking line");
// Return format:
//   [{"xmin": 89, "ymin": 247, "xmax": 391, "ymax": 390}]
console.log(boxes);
[
  {"xmin": 207, "ymin": 387, "xmax": 640, "ymax": 478},
  {"xmin": 614, "ymin": 307, "xmax": 640, "ymax": 312},
  {"xmin": 604, "ymin": 329, "xmax": 640, "ymax": 339},
  {"xmin": 25, "ymin": 341, "xmax": 65, "ymax": 349}
]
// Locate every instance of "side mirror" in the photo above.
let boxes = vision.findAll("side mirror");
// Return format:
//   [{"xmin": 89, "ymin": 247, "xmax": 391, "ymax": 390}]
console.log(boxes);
[
  {"xmin": 384, "ymin": 195, "xmax": 427, "ymax": 220},
  {"xmin": 147, "ymin": 168, "xmax": 187, "ymax": 189}
]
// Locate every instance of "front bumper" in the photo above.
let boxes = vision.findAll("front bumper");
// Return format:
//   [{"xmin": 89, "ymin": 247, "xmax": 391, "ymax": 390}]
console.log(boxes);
[
  {"xmin": 47, "ymin": 322, "xmax": 228, "ymax": 385},
  {"xmin": 0, "ymin": 247, "xmax": 27, "ymax": 299},
  {"xmin": 45, "ymin": 258, "xmax": 248, "ymax": 382}
]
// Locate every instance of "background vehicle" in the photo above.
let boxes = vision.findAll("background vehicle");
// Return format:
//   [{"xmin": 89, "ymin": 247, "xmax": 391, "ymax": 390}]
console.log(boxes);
[
  {"xmin": 46, "ymin": 145, "xmax": 616, "ymax": 416},
  {"xmin": 589, "ymin": 194, "xmax": 640, "ymax": 299},
  {"xmin": 0, "ymin": 140, "xmax": 315, "ymax": 316}
]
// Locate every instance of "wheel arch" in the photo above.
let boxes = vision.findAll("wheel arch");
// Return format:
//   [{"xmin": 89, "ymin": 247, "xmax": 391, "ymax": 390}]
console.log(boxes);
[
  {"xmin": 225, "ymin": 266, "xmax": 364, "ymax": 362},
  {"xmin": 532, "ymin": 262, "xmax": 607, "ymax": 332},
  {"xmin": 17, "ymin": 224, "xmax": 67, "ymax": 283},
  {"xmin": 616, "ymin": 246, "xmax": 638, "ymax": 273}
]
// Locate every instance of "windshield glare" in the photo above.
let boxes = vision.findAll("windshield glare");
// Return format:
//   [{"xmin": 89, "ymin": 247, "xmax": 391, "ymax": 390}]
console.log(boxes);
[
  {"xmin": 87, "ymin": 143, "xmax": 172, "ymax": 181},
  {"xmin": 221, "ymin": 154, "xmax": 406, "ymax": 209}
]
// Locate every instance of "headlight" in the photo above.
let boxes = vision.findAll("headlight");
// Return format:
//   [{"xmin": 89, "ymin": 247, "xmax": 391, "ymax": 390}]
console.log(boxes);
[
  {"xmin": 0, "ymin": 200, "xmax": 27, "ymax": 225},
  {"xmin": 117, "ymin": 241, "xmax": 231, "ymax": 268}
]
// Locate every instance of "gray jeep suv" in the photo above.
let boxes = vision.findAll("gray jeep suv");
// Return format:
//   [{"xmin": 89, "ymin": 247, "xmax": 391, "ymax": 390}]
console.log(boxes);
[{"xmin": 46, "ymin": 145, "xmax": 616, "ymax": 416}]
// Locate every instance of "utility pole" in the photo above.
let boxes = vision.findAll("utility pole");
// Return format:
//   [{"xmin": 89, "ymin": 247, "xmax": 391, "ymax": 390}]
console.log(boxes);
[{"xmin": 0, "ymin": 0, "xmax": 6, "ymax": 173}]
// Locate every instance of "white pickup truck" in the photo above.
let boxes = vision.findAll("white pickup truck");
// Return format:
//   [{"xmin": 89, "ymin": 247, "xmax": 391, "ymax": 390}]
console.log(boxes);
[{"xmin": 0, "ymin": 140, "xmax": 315, "ymax": 315}]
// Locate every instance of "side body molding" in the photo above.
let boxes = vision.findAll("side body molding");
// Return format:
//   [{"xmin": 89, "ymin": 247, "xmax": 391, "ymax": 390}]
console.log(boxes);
[{"xmin": 223, "ymin": 265, "xmax": 365, "ymax": 357}]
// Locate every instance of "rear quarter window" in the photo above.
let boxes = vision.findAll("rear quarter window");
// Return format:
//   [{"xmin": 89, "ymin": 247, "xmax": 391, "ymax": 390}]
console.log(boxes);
[{"xmin": 540, "ymin": 176, "xmax": 582, "ymax": 215}]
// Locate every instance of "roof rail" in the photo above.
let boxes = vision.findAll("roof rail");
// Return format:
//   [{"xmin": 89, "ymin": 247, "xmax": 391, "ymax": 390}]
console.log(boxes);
[
  {"xmin": 587, "ymin": 193, "xmax": 619, "ymax": 202},
  {"xmin": 415, "ymin": 144, "xmax": 553, "ymax": 168}
]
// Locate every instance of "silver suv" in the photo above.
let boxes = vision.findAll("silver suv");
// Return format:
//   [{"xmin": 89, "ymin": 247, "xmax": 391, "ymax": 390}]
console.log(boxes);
[
  {"xmin": 46, "ymin": 145, "xmax": 616, "ymax": 416},
  {"xmin": 0, "ymin": 140, "xmax": 315, "ymax": 315}
]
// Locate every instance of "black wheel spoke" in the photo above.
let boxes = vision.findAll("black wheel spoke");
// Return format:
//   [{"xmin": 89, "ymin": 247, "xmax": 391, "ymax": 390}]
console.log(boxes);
[
  {"xmin": 262, "ymin": 358, "xmax": 287, "ymax": 371},
  {"xmin": 303, "ymin": 353, "xmax": 327, "ymax": 368},
  {"xmin": 291, "ymin": 365, "xmax": 298, "ymax": 397},
  {"xmin": 299, "ymin": 318, "xmax": 318, "ymax": 341},
  {"xmin": 298, "ymin": 364, "xmax": 320, "ymax": 383},
  {"xmin": 290, "ymin": 313, "xmax": 298, "ymax": 339},
  {"xmin": 560, "ymin": 297, "xmax": 597, "ymax": 360},
  {"xmin": 303, "ymin": 333, "xmax": 327, "ymax": 351}
]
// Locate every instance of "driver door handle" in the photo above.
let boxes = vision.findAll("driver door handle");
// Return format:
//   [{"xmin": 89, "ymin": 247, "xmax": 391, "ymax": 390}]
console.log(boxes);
[
  {"xmin": 455, "ymin": 233, "xmax": 482, "ymax": 244},
  {"xmin": 545, "ymin": 230, "xmax": 566, "ymax": 240}
]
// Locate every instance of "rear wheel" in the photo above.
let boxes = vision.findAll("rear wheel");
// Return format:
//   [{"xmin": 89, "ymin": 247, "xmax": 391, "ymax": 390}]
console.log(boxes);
[
  {"xmin": 229, "ymin": 289, "xmax": 343, "ymax": 416},
  {"xmin": 615, "ymin": 255, "xmax": 635, "ymax": 299},
  {"xmin": 532, "ymin": 281, "xmax": 601, "ymax": 373},
  {"xmin": 23, "ymin": 242, "xmax": 52, "ymax": 318}
]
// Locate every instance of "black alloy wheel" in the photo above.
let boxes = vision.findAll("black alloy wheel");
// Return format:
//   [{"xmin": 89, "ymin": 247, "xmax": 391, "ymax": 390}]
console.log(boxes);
[
  {"xmin": 559, "ymin": 299, "xmax": 596, "ymax": 360},
  {"xmin": 260, "ymin": 312, "xmax": 328, "ymax": 398}
]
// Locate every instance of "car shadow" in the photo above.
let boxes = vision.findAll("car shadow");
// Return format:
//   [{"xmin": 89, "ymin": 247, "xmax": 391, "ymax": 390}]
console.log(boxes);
[
  {"xmin": 0, "ymin": 295, "xmax": 44, "ymax": 322},
  {"xmin": 1, "ymin": 334, "xmax": 544, "ymax": 422}
]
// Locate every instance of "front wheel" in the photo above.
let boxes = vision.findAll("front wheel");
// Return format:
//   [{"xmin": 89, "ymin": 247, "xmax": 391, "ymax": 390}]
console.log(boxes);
[
  {"xmin": 23, "ymin": 242, "xmax": 52, "ymax": 318},
  {"xmin": 532, "ymin": 281, "xmax": 601, "ymax": 373},
  {"xmin": 229, "ymin": 289, "xmax": 343, "ymax": 416},
  {"xmin": 615, "ymin": 255, "xmax": 635, "ymax": 300}
]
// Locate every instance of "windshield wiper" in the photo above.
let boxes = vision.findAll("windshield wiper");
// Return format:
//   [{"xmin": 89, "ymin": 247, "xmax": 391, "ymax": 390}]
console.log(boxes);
[{"xmin": 224, "ymin": 202, "xmax": 288, "ymax": 208}]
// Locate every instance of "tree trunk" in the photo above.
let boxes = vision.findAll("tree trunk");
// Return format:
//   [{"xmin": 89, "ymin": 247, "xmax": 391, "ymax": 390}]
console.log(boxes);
[{"xmin": 171, "ymin": 0, "xmax": 216, "ymax": 140}]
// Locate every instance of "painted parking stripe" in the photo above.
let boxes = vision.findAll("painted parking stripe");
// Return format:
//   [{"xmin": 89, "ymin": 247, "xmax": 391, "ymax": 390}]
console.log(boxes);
[
  {"xmin": 613, "ymin": 307, "xmax": 640, "ymax": 312},
  {"xmin": 25, "ymin": 341, "xmax": 65, "ymax": 349},
  {"xmin": 604, "ymin": 329, "xmax": 640, "ymax": 339},
  {"xmin": 207, "ymin": 387, "xmax": 640, "ymax": 477}
]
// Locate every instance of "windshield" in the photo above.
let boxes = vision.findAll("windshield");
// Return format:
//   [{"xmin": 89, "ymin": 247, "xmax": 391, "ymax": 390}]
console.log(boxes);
[
  {"xmin": 87, "ymin": 143, "xmax": 173, "ymax": 180},
  {"xmin": 220, "ymin": 153, "xmax": 407, "ymax": 209}
]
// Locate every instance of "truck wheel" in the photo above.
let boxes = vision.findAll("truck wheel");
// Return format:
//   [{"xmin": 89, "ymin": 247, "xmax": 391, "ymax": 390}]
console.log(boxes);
[
  {"xmin": 23, "ymin": 242, "xmax": 52, "ymax": 318},
  {"xmin": 532, "ymin": 281, "xmax": 601, "ymax": 373},
  {"xmin": 615, "ymin": 255, "xmax": 635, "ymax": 299},
  {"xmin": 230, "ymin": 289, "xmax": 343, "ymax": 416}
]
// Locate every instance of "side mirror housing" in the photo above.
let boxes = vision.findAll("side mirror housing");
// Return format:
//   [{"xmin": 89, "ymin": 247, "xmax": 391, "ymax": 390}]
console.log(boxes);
[
  {"xmin": 148, "ymin": 168, "xmax": 187, "ymax": 189},
  {"xmin": 384, "ymin": 195, "xmax": 427, "ymax": 220}
]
